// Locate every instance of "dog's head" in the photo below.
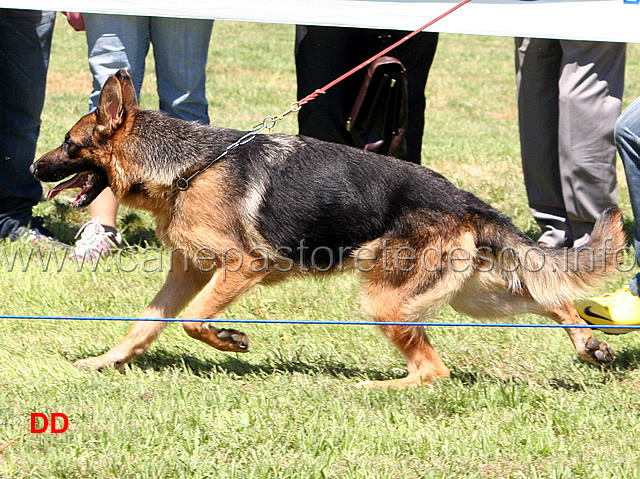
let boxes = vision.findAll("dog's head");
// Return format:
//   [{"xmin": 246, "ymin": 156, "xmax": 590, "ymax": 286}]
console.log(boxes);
[{"xmin": 30, "ymin": 68, "xmax": 138, "ymax": 208}]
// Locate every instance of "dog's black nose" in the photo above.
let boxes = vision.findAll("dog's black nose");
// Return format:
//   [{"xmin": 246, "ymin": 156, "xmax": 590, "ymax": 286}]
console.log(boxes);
[{"xmin": 29, "ymin": 162, "xmax": 37, "ymax": 176}]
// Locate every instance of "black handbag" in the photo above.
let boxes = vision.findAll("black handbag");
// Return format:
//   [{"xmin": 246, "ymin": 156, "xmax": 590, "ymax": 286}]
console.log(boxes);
[{"xmin": 347, "ymin": 56, "xmax": 409, "ymax": 158}]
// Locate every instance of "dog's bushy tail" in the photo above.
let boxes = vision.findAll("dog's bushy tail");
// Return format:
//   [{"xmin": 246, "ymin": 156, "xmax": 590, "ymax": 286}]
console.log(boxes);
[{"xmin": 496, "ymin": 208, "xmax": 626, "ymax": 307}]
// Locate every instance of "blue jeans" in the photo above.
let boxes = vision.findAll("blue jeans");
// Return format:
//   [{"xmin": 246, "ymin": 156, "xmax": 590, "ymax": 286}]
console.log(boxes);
[
  {"xmin": 83, "ymin": 14, "xmax": 213, "ymax": 123},
  {"xmin": 617, "ymin": 96, "xmax": 640, "ymax": 268},
  {"xmin": 0, "ymin": 9, "xmax": 55, "ymax": 238}
]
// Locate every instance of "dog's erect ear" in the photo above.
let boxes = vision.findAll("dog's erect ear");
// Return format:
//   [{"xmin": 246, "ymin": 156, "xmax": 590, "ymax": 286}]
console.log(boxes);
[
  {"xmin": 114, "ymin": 68, "xmax": 138, "ymax": 107},
  {"xmin": 96, "ymin": 75, "xmax": 124, "ymax": 133}
]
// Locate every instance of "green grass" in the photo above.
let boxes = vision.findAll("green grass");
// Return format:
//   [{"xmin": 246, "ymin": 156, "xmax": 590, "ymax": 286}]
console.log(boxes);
[{"xmin": 2, "ymin": 15, "xmax": 640, "ymax": 478}]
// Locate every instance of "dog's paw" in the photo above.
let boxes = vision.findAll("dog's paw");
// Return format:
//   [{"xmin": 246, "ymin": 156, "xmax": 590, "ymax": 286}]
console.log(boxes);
[
  {"xmin": 355, "ymin": 375, "xmax": 439, "ymax": 389},
  {"xmin": 214, "ymin": 327, "xmax": 250, "ymax": 352},
  {"xmin": 582, "ymin": 337, "xmax": 615, "ymax": 365},
  {"xmin": 74, "ymin": 355, "xmax": 124, "ymax": 371},
  {"xmin": 355, "ymin": 380, "xmax": 376, "ymax": 388}
]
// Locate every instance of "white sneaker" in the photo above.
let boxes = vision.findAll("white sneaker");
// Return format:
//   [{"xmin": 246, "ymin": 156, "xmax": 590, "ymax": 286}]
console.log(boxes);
[{"xmin": 70, "ymin": 218, "xmax": 122, "ymax": 260}]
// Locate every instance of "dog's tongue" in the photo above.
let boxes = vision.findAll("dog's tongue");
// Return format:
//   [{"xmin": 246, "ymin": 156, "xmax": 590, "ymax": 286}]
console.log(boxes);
[{"xmin": 47, "ymin": 173, "xmax": 88, "ymax": 201}]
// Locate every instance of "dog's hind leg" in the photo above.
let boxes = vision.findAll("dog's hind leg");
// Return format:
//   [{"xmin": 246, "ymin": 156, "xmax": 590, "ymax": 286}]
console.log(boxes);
[
  {"xmin": 543, "ymin": 300, "xmax": 615, "ymax": 365},
  {"xmin": 75, "ymin": 261, "xmax": 209, "ymax": 370},
  {"xmin": 355, "ymin": 237, "xmax": 474, "ymax": 388},
  {"xmin": 356, "ymin": 285, "xmax": 452, "ymax": 389},
  {"xmin": 451, "ymin": 275, "xmax": 616, "ymax": 366},
  {"xmin": 363, "ymin": 325, "xmax": 451, "ymax": 389},
  {"xmin": 181, "ymin": 256, "xmax": 269, "ymax": 352}
]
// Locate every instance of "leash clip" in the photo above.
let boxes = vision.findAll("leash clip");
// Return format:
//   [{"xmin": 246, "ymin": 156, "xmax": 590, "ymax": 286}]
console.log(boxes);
[{"xmin": 176, "ymin": 177, "xmax": 190, "ymax": 191}]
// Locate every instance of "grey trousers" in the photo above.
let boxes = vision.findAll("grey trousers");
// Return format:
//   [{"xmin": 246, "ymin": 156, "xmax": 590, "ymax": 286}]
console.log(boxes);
[{"xmin": 515, "ymin": 38, "xmax": 626, "ymax": 247}]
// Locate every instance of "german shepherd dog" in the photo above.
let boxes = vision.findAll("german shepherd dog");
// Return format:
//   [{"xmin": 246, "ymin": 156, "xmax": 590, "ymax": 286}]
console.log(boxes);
[{"xmin": 31, "ymin": 69, "xmax": 625, "ymax": 388}]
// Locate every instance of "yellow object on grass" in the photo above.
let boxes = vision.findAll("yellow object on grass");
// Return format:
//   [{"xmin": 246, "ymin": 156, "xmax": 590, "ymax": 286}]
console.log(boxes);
[{"xmin": 575, "ymin": 288, "xmax": 640, "ymax": 334}]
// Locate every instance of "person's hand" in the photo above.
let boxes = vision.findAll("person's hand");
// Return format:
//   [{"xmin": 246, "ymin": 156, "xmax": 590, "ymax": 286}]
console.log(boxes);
[{"xmin": 64, "ymin": 12, "xmax": 85, "ymax": 32}]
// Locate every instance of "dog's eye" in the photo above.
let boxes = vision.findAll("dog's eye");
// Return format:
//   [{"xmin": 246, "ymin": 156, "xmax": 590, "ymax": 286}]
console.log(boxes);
[
  {"xmin": 63, "ymin": 140, "xmax": 80, "ymax": 157},
  {"xmin": 68, "ymin": 144, "xmax": 79, "ymax": 156}
]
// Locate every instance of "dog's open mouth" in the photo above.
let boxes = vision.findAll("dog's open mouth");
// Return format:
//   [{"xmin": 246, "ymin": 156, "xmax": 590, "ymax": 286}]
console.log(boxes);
[{"xmin": 47, "ymin": 172, "xmax": 104, "ymax": 208}]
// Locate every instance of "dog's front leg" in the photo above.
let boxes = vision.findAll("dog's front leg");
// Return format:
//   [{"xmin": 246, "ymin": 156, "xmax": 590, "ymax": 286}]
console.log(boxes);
[
  {"xmin": 75, "ymin": 266, "xmax": 208, "ymax": 371},
  {"xmin": 181, "ymin": 256, "xmax": 269, "ymax": 352}
]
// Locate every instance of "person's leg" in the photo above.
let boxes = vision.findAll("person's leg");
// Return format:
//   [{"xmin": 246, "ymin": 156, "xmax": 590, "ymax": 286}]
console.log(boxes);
[
  {"xmin": 616, "ymin": 96, "xmax": 640, "ymax": 280},
  {"xmin": 83, "ymin": 13, "xmax": 149, "ymax": 112},
  {"xmin": 515, "ymin": 37, "xmax": 569, "ymax": 247},
  {"xmin": 90, "ymin": 188, "xmax": 119, "ymax": 229},
  {"xmin": 296, "ymin": 27, "xmax": 436, "ymax": 165},
  {"xmin": 0, "ymin": 9, "xmax": 55, "ymax": 239},
  {"xmin": 574, "ymin": 93, "xmax": 640, "ymax": 328},
  {"xmin": 295, "ymin": 25, "xmax": 365, "ymax": 146},
  {"xmin": 149, "ymin": 17, "xmax": 213, "ymax": 123},
  {"xmin": 75, "ymin": 14, "xmax": 148, "ymax": 256},
  {"xmin": 557, "ymin": 40, "xmax": 625, "ymax": 246}
]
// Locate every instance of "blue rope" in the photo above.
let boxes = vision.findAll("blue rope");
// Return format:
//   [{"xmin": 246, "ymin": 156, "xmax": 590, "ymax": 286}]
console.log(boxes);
[{"xmin": 0, "ymin": 314, "xmax": 638, "ymax": 331}]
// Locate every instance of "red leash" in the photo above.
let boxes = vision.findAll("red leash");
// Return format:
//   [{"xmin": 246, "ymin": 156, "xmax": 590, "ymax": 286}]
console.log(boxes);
[
  {"xmin": 179, "ymin": 0, "xmax": 470, "ymax": 191},
  {"xmin": 296, "ymin": 0, "xmax": 474, "ymax": 107}
]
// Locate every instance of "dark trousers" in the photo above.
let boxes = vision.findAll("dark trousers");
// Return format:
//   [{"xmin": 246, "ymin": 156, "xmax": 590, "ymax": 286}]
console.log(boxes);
[
  {"xmin": 0, "ymin": 9, "xmax": 55, "ymax": 238},
  {"xmin": 295, "ymin": 26, "xmax": 438, "ymax": 164}
]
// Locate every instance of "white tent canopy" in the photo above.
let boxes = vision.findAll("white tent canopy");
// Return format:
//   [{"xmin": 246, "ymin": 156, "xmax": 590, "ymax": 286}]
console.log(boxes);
[{"xmin": 2, "ymin": 0, "xmax": 638, "ymax": 43}]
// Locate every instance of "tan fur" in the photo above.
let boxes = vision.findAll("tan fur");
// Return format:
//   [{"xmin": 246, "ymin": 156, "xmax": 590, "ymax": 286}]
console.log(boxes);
[
  {"xmin": 73, "ymin": 162, "xmax": 625, "ymax": 385},
  {"xmin": 38, "ymin": 70, "xmax": 626, "ymax": 388}
]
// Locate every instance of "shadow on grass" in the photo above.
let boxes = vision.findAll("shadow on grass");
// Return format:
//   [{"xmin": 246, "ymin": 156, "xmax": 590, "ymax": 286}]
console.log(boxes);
[
  {"xmin": 450, "ymin": 369, "xmax": 601, "ymax": 392},
  {"xmin": 71, "ymin": 347, "xmax": 398, "ymax": 381},
  {"xmin": 449, "ymin": 351, "xmax": 640, "ymax": 391},
  {"xmin": 608, "ymin": 346, "xmax": 640, "ymax": 371},
  {"xmin": 69, "ymin": 344, "xmax": 640, "ymax": 386}
]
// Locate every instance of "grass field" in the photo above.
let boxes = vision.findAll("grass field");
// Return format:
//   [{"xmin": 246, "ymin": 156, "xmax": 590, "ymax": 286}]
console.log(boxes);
[{"xmin": 2, "ymin": 15, "xmax": 640, "ymax": 478}]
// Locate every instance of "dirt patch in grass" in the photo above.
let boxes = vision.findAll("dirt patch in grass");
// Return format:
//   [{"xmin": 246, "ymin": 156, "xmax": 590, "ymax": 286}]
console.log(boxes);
[{"xmin": 46, "ymin": 71, "xmax": 92, "ymax": 96}]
